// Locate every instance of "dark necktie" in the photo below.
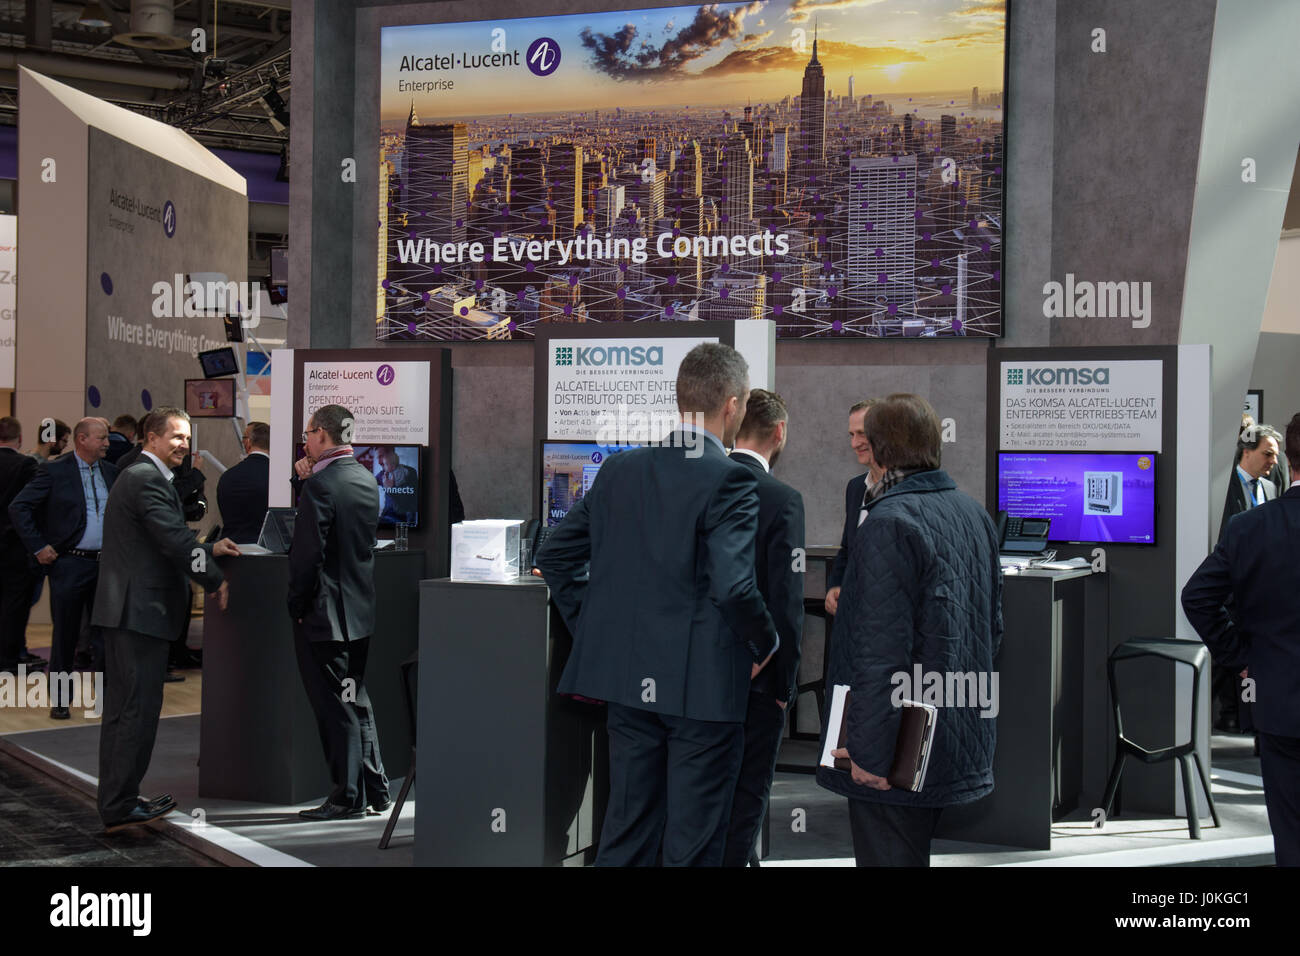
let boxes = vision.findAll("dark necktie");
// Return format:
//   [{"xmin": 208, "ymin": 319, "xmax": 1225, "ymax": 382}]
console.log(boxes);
[
  {"xmin": 1249, "ymin": 477, "xmax": 1260, "ymax": 506},
  {"xmin": 88, "ymin": 464, "xmax": 100, "ymax": 515}
]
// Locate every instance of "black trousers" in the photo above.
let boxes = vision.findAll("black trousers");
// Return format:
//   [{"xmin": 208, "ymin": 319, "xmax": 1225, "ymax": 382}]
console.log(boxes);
[
  {"xmin": 292, "ymin": 628, "xmax": 389, "ymax": 810},
  {"xmin": 722, "ymin": 690, "xmax": 788, "ymax": 867},
  {"xmin": 598, "ymin": 702, "xmax": 744, "ymax": 867},
  {"xmin": 0, "ymin": 544, "xmax": 35, "ymax": 670},
  {"xmin": 1259, "ymin": 732, "xmax": 1300, "ymax": 867},
  {"xmin": 847, "ymin": 799, "xmax": 943, "ymax": 867},
  {"xmin": 97, "ymin": 626, "xmax": 171, "ymax": 825},
  {"xmin": 48, "ymin": 555, "xmax": 102, "ymax": 707}
]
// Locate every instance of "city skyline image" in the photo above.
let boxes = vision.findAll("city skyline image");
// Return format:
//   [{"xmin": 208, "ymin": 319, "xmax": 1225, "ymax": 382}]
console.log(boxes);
[{"xmin": 377, "ymin": 0, "xmax": 1006, "ymax": 340}]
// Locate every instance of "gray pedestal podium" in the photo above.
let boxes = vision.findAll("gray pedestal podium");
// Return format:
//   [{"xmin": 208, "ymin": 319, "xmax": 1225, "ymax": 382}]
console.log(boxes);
[
  {"xmin": 938, "ymin": 567, "xmax": 1109, "ymax": 849},
  {"xmin": 416, "ymin": 577, "xmax": 607, "ymax": 866},
  {"xmin": 199, "ymin": 549, "xmax": 425, "ymax": 804}
]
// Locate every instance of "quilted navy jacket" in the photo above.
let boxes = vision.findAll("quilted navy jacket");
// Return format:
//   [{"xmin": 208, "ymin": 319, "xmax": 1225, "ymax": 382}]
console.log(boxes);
[{"xmin": 816, "ymin": 469, "xmax": 1003, "ymax": 808}]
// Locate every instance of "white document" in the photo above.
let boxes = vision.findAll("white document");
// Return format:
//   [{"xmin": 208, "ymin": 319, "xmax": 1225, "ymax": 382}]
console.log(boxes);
[{"xmin": 819, "ymin": 684, "xmax": 852, "ymax": 769}]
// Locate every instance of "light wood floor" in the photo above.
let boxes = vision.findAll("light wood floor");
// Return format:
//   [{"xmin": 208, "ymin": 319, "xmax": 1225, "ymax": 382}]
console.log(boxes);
[{"xmin": 0, "ymin": 623, "xmax": 204, "ymax": 735}]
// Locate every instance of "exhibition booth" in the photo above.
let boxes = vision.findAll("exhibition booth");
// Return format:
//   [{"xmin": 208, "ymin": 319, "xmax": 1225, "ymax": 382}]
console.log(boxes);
[{"xmin": 1, "ymin": 0, "xmax": 1296, "ymax": 871}]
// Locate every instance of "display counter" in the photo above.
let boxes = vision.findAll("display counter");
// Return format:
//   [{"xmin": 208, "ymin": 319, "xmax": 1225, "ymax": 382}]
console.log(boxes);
[{"xmin": 199, "ymin": 549, "xmax": 425, "ymax": 804}]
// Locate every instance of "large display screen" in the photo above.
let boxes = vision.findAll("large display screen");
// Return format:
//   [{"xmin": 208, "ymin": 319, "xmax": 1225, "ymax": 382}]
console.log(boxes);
[
  {"xmin": 378, "ymin": 2, "xmax": 1005, "ymax": 341},
  {"xmin": 541, "ymin": 441, "xmax": 640, "ymax": 525},
  {"xmin": 997, "ymin": 452, "xmax": 1157, "ymax": 545}
]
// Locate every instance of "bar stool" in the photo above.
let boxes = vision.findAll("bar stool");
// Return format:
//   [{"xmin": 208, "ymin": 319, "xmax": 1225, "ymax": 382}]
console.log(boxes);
[{"xmin": 1100, "ymin": 638, "xmax": 1220, "ymax": 839}]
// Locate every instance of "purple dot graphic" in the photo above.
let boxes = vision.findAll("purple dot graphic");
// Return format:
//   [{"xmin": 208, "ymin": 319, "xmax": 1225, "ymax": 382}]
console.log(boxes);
[
  {"xmin": 993, "ymin": 270, "xmax": 1002, "ymax": 282},
  {"xmin": 563, "ymin": 305, "xmax": 572, "ymax": 316},
  {"xmin": 773, "ymin": 304, "xmax": 784, "ymax": 316},
  {"xmin": 617, "ymin": 288, "xmax": 626, "ymax": 299},
  {"xmin": 460, "ymin": 306, "xmax": 469, "ymax": 316},
  {"xmin": 141, "ymin": 390, "xmax": 153, "ymax": 411},
  {"xmin": 875, "ymin": 247, "xmax": 884, "ymax": 257},
  {"xmin": 406, "ymin": 322, "xmax": 417, "ymax": 334},
  {"xmin": 865, "ymin": 222, "xmax": 874, "ymax": 231},
  {"xmin": 456, "ymin": 219, "xmax": 463, "ymax": 227},
  {"xmin": 942, "ymin": 284, "xmax": 953, "ymax": 295},
  {"xmin": 382, "ymin": 279, "xmax": 391, "ymax": 290},
  {"xmin": 568, "ymin": 274, "xmax": 578, "ymax": 286},
  {"xmin": 922, "ymin": 232, "xmax": 932, "ymax": 242},
  {"xmin": 433, "ymin": 264, "xmax": 443, "ymax": 274},
  {"xmin": 619, "ymin": 263, "xmax": 627, "ymax": 272},
  {"xmin": 475, "ymin": 279, "xmax": 484, "ymax": 290},
  {"xmin": 508, "ymin": 321, "xmax": 517, "ymax": 330},
  {"xmin": 888, "ymin": 304, "xmax": 899, "ymax": 315},
  {"xmin": 665, "ymin": 306, "xmax": 674, "ymax": 317},
  {"xmin": 720, "ymin": 288, "xmax": 729, "ymax": 299},
  {"xmin": 100, "ymin": 273, "xmax": 113, "ymax": 295},
  {"xmin": 931, "ymin": 258, "xmax": 941, "ymax": 268},
  {"xmin": 721, "ymin": 262, "xmax": 730, "ymax": 274},
  {"xmin": 878, "ymin": 273, "xmax": 888, "ymax": 283},
  {"xmin": 828, "ymin": 286, "xmax": 838, "ymax": 298},
  {"xmin": 422, "ymin": 291, "xmax": 431, "ymax": 302},
  {"xmin": 87, "ymin": 386, "xmax": 101, "ymax": 408},
  {"xmin": 517, "ymin": 290, "xmax": 526, "ymax": 301},
  {"xmin": 773, "ymin": 272, "xmax": 782, "ymax": 283},
  {"xmin": 668, "ymin": 274, "xmax": 678, "ymax": 285},
  {"xmin": 952, "ymin": 319, "xmax": 963, "ymax": 332},
  {"xmin": 525, "ymin": 262, "xmax": 535, "ymax": 272},
  {"xmin": 832, "ymin": 320, "xmax": 843, "ymax": 332}
]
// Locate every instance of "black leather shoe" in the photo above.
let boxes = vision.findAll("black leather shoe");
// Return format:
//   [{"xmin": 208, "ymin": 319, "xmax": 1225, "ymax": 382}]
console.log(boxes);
[
  {"xmin": 50, "ymin": 707, "xmax": 70, "ymax": 720},
  {"xmin": 163, "ymin": 670, "xmax": 185, "ymax": 683},
  {"xmin": 138, "ymin": 794, "xmax": 175, "ymax": 812},
  {"xmin": 368, "ymin": 798, "xmax": 393, "ymax": 815},
  {"xmin": 103, "ymin": 803, "xmax": 172, "ymax": 833},
  {"xmin": 298, "ymin": 802, "xmax": 366, "ymax": 821},
  {"xmin": 20, "ymin": 652, "xmax": 48, "ymax": 669}
]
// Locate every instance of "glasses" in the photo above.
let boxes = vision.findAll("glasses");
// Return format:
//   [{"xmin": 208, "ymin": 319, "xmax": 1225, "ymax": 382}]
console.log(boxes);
[{"xmin": 301, "ymin": 427, "xmax": 323, "ymax": 442}]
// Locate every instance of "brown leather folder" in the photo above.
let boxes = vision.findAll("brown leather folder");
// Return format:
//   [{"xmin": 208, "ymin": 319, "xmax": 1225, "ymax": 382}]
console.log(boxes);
[{"xmin": 831, "ymin": 691, "xmax": 936, "ymax": 791}]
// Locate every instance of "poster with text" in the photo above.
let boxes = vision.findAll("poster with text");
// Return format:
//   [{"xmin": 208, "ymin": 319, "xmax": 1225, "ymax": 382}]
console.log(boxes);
[
  {"xmin": 303, "ymin": 360, "xmax": 431, "ymax": 445},
  {"xmin": 547, "ymin": 335, "xmax": 717, "ymax": 441},
  {"xmin": 1000, "ymin": 359, "xmax": 1164, "ymax": 452},
  {"xmin": 0, "ymin": 216, "xmax": 13, "ymax": 389},
  {"xmin": 377, "ymin": 2, "xmax": 1005, "ymax": 341}
]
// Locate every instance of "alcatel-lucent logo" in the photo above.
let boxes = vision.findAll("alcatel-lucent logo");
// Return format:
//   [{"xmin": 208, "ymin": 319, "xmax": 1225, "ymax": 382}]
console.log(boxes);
[
  {"xmin": 526, "ymin": 37, "xmax": 560, "ymax": 76},
  {"xmin": 162, "ymin": 201, "xmax": 176, "ymax": 238}
]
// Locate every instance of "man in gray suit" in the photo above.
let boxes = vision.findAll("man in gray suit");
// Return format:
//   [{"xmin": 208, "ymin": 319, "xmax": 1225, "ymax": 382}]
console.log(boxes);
[
  {"xmin": 93, "ymin": 406, "xmax": 238, "ymax": 831},
  {"xmin": 288, "ymin": 404, "xmax": 390, "ymax": 821}
]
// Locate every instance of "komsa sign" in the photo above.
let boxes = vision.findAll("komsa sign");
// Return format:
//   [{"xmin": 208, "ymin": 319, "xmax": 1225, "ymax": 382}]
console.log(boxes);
[
  {"xmin": 559, "ymin": 345, "xmax": 664, "ymax": 368},
  {"xmin": 1015, "ymin": 366, "xmax": 1111, "ymax": 386}
]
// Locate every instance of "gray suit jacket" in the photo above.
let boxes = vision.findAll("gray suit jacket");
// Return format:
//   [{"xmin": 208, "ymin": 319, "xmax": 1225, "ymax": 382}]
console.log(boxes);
[
  {"xmin": 92, "ymin": 460, "xmax": 223, "ymax": 641},
  {"xmin": 287, "ymin": 456, "xmax": 380, "ymax": 642}
]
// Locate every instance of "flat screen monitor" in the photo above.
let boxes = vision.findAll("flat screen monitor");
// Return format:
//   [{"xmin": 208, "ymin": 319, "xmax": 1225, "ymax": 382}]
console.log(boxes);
[
  {"xmin": 184, "ymin": 378, "xmax": 235, "ymax": 418},
  {"xmin": 294, "ymin": 444, "xmax": 422, "ymax": 530},
  {"xmin": 997, "ymin": 451, "xmax": 1157, "ymax": 545},
  {"xmin": 270, "ymin": 247, "xmax": 288, "ymax": 285},
  {"xmin": 541, "ymin": 441, "xmax": 641, "ymax": 526},
  {"xmin": 198, "ymin": 346, "xmax": 239, "ymax": 378}
]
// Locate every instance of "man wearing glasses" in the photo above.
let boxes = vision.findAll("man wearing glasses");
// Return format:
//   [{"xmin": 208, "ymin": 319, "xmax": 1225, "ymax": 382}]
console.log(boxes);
[{"xmin": 288, "ymin": 405, "xmax": 390, "ymax": 821}]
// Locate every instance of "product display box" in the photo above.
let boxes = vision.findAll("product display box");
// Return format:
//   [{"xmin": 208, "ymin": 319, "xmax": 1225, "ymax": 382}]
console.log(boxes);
[{"xmin": 450, "ymin": 519, "xmax": 525, "ymax": 582}]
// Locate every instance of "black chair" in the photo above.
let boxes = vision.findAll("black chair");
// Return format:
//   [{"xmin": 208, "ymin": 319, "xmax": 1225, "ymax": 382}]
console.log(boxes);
[
  {"xmin": 1101, "ymin": 638, "xmax": 1220, "ymax": 839},
  {"xmin": 378, "ymin": 652, "xmax": 418, "ymax": 850}
]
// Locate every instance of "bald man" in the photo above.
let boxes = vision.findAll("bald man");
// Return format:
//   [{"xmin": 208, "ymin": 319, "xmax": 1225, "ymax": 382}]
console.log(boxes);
[{"xmin": 8, "ymin": 417, "xmax": 119, "ymax": 718}]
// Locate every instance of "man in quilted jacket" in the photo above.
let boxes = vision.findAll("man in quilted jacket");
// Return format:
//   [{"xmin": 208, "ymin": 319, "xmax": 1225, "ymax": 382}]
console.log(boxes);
[{"xmin": 818, "ymin": 393, "xmax": 1003, "ymax": 866}]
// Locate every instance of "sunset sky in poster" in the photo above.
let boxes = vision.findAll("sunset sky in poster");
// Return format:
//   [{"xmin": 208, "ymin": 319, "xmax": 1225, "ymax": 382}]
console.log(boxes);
[{"xmin": 381, "ymin": 0, "xmax": 1005, "ymax": 121}]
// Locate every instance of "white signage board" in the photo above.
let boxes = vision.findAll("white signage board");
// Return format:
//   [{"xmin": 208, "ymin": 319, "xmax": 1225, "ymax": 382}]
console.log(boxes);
[
  {"xmin": 302, "ymin": 360, "xmax": 430, "ymax": 445},
  {"xmin": 547, "ymin": 336, "xmax": 718, "ymax": 442},
  {"xmin": 0, "ymin": 215, "xmax": 14, "ymax": 389},
  {"xmin": 1000, "ymin": 359, "xmax": 1163, "ymax": 452}
]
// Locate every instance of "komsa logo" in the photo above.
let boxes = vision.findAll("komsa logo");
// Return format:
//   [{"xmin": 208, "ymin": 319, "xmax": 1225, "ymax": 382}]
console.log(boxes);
[
  {"xmin": 574, "ymin": 345, "xmax": 663, "ymax": 367},
  {"xmin": 1023, "ymin": 367, "xmax": 1111, "ymax": 386}
]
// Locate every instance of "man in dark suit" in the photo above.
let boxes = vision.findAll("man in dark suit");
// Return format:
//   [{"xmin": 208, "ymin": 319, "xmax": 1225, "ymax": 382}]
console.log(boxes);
[
  {"xmin": 825, "ymin": 399, "xmax": 883, "ymax": 616},
  {"xmin": 1184, "ymin": 412, "xmax": 1300, "ymax": 866},
  {"xmin": 105, "ymin": 415, "xmax": 136, "ymax": 465},
  {"xmin": 0, "ymin": 416, "xmax": 41, "ymax": 675},
  {"xmin": 722, "ymin": 389, "xmax": 806, "ymax": 867},
  {"xmin": 9, "ymin": 418, "xmax": 120, "ymax": 717},
  {"xmin": 536, "ymin": 343, "xmax": 780, "ymax": 866},
  {"xmin": 92, "ymin": 406, "xmax": 236, "ymax": 831},
  {"xmin": 217, "ymin": 421, "xmax": 271, "ymax": 543},
  {"xmin": 288, "ymin": 404, "xmax": 390, "ymax": 821},
  {"xmin": 1213, "ymin": 423, "xmax": 1281, "ymax": 732}
]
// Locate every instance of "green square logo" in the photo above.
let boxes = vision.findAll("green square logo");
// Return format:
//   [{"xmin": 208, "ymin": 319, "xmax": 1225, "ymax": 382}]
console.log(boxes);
[
  {"xmin": 1006, "ymin": 367, "xmax": 1023, "ymax": 385},
  {"xmin": 555, "ymin": 346, "xmax": 573, "ymax": 367}
]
